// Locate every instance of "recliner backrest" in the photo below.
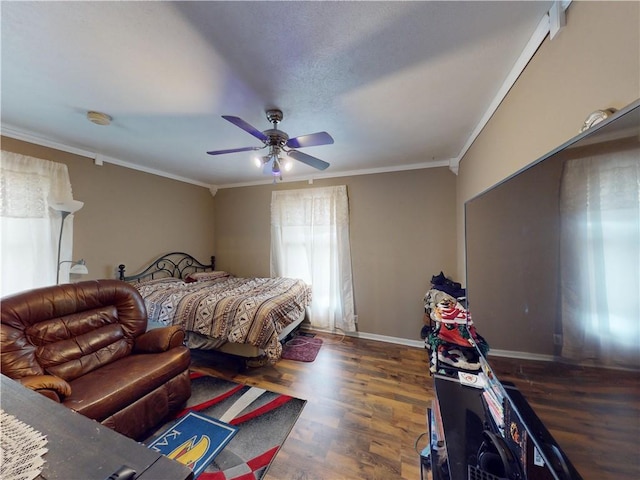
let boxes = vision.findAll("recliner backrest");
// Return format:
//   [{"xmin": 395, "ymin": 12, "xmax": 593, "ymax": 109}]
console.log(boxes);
[{"xmin": 1, "ymin": 280, "xmax": 147, "ymax": 381}]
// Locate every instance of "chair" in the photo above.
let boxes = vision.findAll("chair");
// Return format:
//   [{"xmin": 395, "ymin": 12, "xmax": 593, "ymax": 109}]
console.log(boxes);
[{"xmin": 1, "ymin": 279, "xmax": 191, "ymax": 440}]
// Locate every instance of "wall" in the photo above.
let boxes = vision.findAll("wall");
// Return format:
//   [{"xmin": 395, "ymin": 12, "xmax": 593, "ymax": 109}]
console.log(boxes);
[
  {"xmin": 456, "ymin": 2, "xmax": 639, "ymax": 351},
  {"xmin": 6, "ymin": 2, "xmax": 635, "ymax": 347},
  {"xmin": 1, "ymin": 134, "xmax": 457, "ymax": 342},
  {"xmin": 214, "ymin": 168, "xmax": 458, "ymax": 342},
  {"xmin": 1, "ymin": 137, "xmax": 216, "ymax": 280}
]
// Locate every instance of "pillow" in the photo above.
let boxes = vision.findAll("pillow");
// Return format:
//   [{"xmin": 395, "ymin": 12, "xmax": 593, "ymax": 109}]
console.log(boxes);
[{"xmin": 184, "ymin": 271, "xmax": 230, "ymax": 283}]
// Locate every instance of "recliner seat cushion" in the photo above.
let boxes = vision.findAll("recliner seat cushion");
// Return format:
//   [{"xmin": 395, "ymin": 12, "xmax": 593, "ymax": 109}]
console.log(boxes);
[
  {"xmin": 64, "ymin": 346, "xmax": 191, "ymax": 421},
  {"xmin": 101, "ymin": 369, "xmax": 191, "ymax": 440}
]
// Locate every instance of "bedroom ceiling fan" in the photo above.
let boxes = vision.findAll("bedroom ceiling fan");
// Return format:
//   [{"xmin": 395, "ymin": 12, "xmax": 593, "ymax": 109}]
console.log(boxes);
[{"xmin": 207, "ymin": 109, "xmax": 333, "ymax": 180}]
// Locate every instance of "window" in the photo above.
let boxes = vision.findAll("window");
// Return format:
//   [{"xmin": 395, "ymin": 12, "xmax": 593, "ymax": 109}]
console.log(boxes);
[
  {"xmin": 0, "ymin": 151, "xmax": 77, "ymax": 296},
  {"xmin": 271, "ymin": 185, "xmax": 356, "ymax": 332},
  {"xmin": 559, "ymin": 149, "xmax": 640, "ymax": 368}
]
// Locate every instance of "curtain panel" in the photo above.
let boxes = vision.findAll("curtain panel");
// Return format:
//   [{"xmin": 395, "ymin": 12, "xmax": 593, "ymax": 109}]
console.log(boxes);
[
  {"xmin": 0, "ymin": 151, "xmax": 76, "ymax": 296},
  {"xmin": 559, "ymin": 148, "xmax": 640, "ymax": 368},
  {"xmin": 271, "ymin": 185, "xmax": 356, "ymax": 332}
]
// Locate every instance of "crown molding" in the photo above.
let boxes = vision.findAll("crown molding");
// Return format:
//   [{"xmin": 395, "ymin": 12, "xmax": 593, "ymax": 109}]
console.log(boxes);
[
  {"xmin": 92, "ymin": 152, "xmax": 213, "ymax": 189},
  {"xmin": 455, "ymin": 11, "xmax": 552, "ymax": 166},
  {"xmin": 2, "ymin": 123, "xmax": 454, "ymax": 189},
  {"xmin": 2, "ymin": 125, "xmax": 99, "ymax": 159},
  {"xmin": 1, "ymin": 124, "xmax": 213, "ymax": 189},
  {"xmin": 215, "ymin": 158, "xmax": 452, "ymax": 189}
]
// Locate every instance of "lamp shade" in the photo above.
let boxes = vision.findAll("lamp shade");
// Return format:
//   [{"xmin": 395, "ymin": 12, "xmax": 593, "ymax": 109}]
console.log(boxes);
[
  {"xmin": 50, "ymin": 199, "xmax": 84, "ymax": 213},
  {"xmin": 67, "ymin": 259, "xmax": 88, "ymax": 275},
  {"xmin": 70, "ymin": 263, "xmax": 88, "ymax": 275}
]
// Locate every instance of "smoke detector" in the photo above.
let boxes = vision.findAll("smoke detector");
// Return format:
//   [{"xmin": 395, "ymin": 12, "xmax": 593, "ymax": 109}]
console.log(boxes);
[{"xmin": 87, "ymin": 111, "xmax": 112, "ymax": 126}]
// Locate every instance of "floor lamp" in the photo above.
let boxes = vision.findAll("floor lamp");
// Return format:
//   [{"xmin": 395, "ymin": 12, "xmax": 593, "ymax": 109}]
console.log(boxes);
[{"xmin": 50, "ymin": 200, "xmax": 87, "ymax": 284}]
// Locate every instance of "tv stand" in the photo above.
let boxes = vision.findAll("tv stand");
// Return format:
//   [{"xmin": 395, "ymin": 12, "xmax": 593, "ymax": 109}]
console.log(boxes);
[
  {"xmin": 429, "ymin": 375, "xmax": 487, "ymax": 480},
  {"xmin": 426, "ymin": 362, "xmax": 582, "ymax": 480}
]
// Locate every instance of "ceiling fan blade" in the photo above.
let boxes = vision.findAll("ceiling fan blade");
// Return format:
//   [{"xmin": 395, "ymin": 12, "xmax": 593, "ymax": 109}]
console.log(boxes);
[
  {"xmin": 222, "ymin": 115, "xmax": 268, "ymax": 142},
  {"xmin": 206, "ymin": 146, "xmax": 262, "ymax": 156},
  {"xmin": 286, "ymin": 131, "xmax": 334, "ymax": 149},
  {"xmin": 288, "ymin": 150, "xmax": 330, "ymax": 171}
]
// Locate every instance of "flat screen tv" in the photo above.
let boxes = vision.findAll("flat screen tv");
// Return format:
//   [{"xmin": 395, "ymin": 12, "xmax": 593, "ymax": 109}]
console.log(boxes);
[{"xmin": 465, "ymin": 99, "xmax": 640, "ymax": 480}]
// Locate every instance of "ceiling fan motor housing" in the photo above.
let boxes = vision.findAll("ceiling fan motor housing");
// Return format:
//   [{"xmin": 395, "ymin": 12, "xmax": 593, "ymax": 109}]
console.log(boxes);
[
  {"xmin": 264, "ymin": 129, "xmax": 289, "ymax": 147},
  {"xmin": 264, "ymin": 110, "xmax": 289, "ymax": 147},
  {"xmin": 266, "ymin": 109, "xmax": 283, "ymax": 124}
]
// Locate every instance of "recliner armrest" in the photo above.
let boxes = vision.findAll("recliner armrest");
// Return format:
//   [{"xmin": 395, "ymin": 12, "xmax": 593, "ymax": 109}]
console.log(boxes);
[
  {"xmin": 133, "ymin": 325, "xmax": 185, "ymax": 353},
  {"xmin": 18, "ymin": 374, "xmax": 72, "ymax": 402}
]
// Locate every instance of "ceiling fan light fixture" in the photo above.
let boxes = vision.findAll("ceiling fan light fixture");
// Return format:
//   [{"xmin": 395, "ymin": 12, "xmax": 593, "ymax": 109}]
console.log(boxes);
[
  {"xmin": 254, "ymin": 155, "xmax": 265, "ymax": 168},
  {"xmin": 271, "ymin": 158, "xmax": 281, "ymax": 176}
]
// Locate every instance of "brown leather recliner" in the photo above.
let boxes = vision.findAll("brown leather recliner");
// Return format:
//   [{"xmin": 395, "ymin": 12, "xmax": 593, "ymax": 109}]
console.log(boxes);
[{"xmin": 1, "ymin": 279, "xmax": 191, "ymax": 440}]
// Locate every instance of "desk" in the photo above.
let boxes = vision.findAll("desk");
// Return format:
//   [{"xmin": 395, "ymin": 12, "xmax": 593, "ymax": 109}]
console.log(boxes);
[{"xmin": 1, "ymin": 374, "xmax": 193, "ymax": 480}]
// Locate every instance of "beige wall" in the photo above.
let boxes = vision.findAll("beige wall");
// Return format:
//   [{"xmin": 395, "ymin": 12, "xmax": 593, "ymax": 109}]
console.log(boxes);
[
  {"xmin": 214, "ymin": 168, "xmax": 458, "ymax": 341},
  {"xmin": 2, "ymin": 133, "xmax": 457, "ymax": 341},
  {"xmin": 456, "ymin": 1, "xmax": 639, "ymax": 349},
  {"xmin": 458, "ymin": 1, "xmax": 640, "ymax": 208},
  {"xmin": 4, "ymin": 1, "xmax": 637, "ymax": 347},
  {"xmin": 1, "ymin": 136, "xmax": 216, "ymax": 280}
]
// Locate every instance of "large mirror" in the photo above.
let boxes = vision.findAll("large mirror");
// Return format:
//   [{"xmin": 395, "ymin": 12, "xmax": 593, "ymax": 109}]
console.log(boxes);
[{"xmin": 465, "ymin": 99, "xmax": 639, "ymax": 480}]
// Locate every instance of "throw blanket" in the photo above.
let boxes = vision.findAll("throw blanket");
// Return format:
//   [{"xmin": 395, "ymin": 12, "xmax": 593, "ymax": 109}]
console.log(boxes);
[{"xmin": 135, "ymin": 277, "xmax": 312, "ymax": 363}]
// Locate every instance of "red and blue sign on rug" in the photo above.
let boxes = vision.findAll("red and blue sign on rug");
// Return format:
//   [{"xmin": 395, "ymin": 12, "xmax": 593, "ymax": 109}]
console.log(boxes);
[{"xmin": 148, "ymin": 411, "xmax": 238, "ymax": 478}]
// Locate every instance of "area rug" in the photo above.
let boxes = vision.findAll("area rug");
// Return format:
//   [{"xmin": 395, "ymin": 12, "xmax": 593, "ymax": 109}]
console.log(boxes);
[
  {"xmin": 144, "ymin": 372, "xmax": 306, "ymax": 480},
  {"xmin": 148, "ymin": 411, "xmax": 238, "ymax": 478},
  {"xmin": 281, "ymin": 335, "xmax": 323, "ymax": 362}
]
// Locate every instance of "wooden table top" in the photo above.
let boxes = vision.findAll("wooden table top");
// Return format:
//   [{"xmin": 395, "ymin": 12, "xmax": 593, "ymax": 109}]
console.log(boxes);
[{"xmin": 0, "ymin": 374, "xmax": 193, "ymax": 480}]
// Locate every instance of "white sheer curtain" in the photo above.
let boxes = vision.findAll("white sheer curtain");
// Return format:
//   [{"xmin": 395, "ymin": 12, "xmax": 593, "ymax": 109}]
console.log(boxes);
[
  {"xmin": 271, "ymin": 185, "xmax": 356, "ymax": 332},
  {"xmin": 0, "ymin": 151, "xmax": 76, "ymax": 296},
  {"xmin": 559, "ymin": 148, "xmax": 640, "ymax": 368}
]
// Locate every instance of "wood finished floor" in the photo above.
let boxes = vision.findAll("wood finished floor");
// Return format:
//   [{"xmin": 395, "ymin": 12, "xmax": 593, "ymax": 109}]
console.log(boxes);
[
  {"xmin": 190, "ymin": 333, "xmax": 640, "ymax": 480},
  {"xmin": 488, "ymin": 356, "xmax": 640, "ymax": 480},
  {"xmin": 190, "ymin": 332, "xmax": 433, "ymax": 480}
]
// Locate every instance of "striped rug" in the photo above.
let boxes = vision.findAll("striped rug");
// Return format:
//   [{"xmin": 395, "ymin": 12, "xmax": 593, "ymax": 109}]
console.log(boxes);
[{"xmin": 145, "ymin": 371, "xmax": 306, "ymax": 480}]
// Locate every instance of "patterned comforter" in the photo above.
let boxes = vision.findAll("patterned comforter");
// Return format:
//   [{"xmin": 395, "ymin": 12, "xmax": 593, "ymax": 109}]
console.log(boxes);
[{"xmin": 135, "ymin": 276, "xmax": 312, "ymax": 364}]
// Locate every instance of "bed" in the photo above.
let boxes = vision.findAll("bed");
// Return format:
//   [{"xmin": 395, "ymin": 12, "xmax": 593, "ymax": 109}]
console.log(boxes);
[{"xmin": 117, "ymin": 252, "xmax": 311, "ymax": 366}]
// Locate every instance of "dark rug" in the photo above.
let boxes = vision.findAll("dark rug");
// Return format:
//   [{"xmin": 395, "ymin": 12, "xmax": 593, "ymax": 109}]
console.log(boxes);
[
  {"xmin": 281, "ymin": 335, "xmax": 323, "ymax": 362},
  {"xmin": 144, "ymin": 372, "xmax": 306, "ymax": 480}
]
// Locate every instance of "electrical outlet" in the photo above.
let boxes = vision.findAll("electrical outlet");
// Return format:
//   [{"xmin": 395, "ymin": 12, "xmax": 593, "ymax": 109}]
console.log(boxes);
[
  {"xmin": 553, "ymin": 334, "xmax": 563, "ymax": 345},
  {"xmin": 354, "ymin": 315, "xmax": 358, "ymax": 324}
]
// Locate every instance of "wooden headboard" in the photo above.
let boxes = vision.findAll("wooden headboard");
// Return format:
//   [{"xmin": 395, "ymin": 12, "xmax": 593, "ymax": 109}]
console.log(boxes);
[{"xmin": 118, "ymin": 252, "xmax": 215, "ymax": 282}]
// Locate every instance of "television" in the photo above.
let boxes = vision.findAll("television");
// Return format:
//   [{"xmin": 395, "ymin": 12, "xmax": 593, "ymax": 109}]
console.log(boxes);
[{"xmin": 465, "ymin": 99, "xmax": 640, "ymax": 480}]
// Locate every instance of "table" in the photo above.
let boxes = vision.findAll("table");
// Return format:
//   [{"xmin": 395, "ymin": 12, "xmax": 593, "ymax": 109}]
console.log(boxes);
[{"xmin": 1, "ymin": 374, "xmax": 193, "ymax": 480}]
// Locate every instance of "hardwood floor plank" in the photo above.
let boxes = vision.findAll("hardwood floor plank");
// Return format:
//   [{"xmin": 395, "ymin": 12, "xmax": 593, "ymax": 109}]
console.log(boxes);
[
  {"xmin": 190, "ymin": 333, "xmax": 638, "ymax": 479},
  {"xmin": 488, "ymin": 356, "xmax": 640, "ymax": 480},
  {"xmin": 190, "ymin": 333, "xmax": 433, "ymax": 480}
]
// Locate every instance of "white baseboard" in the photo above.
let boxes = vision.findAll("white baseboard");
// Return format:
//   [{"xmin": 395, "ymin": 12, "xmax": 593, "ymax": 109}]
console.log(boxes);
[
  {"xmin": 301, "ymin": 325, "xmax": 556, "ymax": 360},
  {"xmin": 346, "ymin": 331, "xmax": 425, "ymax": 349},
  {"xmin": 301, "ymin": 325, "xmax": 425, "ymax": 349},
  {"xmin": 487, "ymin": 349, "xmax": 555, "ymax": 362}
]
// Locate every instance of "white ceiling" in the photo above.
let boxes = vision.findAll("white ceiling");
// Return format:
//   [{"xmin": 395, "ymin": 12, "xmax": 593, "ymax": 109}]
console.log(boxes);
[{"xmin": 1, "ymin": 1, "xmax": 554, "ymax": 189}]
